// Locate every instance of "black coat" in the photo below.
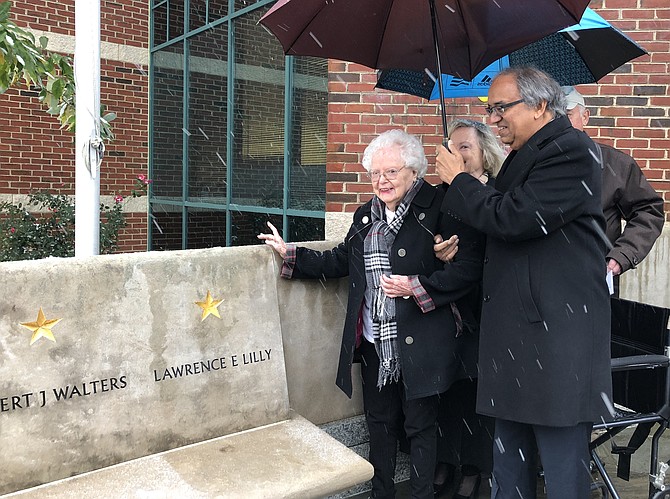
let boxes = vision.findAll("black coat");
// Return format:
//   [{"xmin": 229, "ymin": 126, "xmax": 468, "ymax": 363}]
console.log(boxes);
[
  {"xmin": 287, "ymin": 181, "xmax": 485, "ymax": 400},
  {"xmin": 443, "ymin": 116, "xmax": 613, "ymax": 426}
]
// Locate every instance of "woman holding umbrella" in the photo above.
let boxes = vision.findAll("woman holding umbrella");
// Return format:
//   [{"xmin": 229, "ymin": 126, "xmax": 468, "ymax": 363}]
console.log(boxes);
[{"xmin": 258, "ymin": 129, "xmax": 485, "ymax": 498}]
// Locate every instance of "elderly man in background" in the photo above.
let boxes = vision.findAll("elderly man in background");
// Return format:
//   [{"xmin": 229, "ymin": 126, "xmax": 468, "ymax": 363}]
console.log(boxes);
[
  {"xmin": 563, "ymin": 86, "xmax": 665, "ymax": 293},
  {"xmin": 435, "ymin": 67, "xmax": 612, "ymax": 499}
]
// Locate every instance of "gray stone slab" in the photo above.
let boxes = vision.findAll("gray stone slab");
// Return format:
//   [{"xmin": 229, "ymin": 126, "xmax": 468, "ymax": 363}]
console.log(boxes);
[
  {"xmin": 274, "ymin": 242, "xmax": 364, "ymax": 425},
  {"xmin": 0, "ymin": 248, "xmax": 290, "ymax": 494},
  {"xmin": 3, "ymin": 413, "xmax": 373, "ymax": 499}
]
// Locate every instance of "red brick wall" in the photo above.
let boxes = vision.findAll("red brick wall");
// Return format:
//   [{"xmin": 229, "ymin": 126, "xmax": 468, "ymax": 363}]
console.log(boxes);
[
  {"xmin": 327, "ymin": 1, "xmax": 670, "ymax": 220},
  {"xmin": 1, "ymin": 0, "xmax": 150, "ymax": 253},
  {"xmin": 116, "ymin": 212, "xmax": 148, "ymax": 253},
  {"xmin": 8, "ymin": 0, "xmax": 148, "ymax": 47},
  {"xmin": 0, "ymin": 86, "xmax": 74, "ymax": 192}
]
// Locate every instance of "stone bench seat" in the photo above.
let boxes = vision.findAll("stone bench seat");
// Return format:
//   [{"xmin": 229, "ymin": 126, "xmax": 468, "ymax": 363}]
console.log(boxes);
[{"xmin": 4, "ymin": 412, "xmax": 372, "ymax": 499}]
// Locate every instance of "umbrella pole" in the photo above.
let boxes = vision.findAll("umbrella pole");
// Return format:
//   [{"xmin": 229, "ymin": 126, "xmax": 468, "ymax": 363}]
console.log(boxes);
[{"xmin": 429, "ymin": 0, "xmax": 449, "ymax": 147}]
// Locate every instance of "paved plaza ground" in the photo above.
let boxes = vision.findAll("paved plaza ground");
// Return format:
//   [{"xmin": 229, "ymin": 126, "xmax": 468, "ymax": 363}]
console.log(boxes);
[
  {"xmin": 348, "ymin": 427, "xmax": 670, "ymax": 498},
  {"xmin": 367, "ymin": 470, "xmax": 656, "ymax": 498}
]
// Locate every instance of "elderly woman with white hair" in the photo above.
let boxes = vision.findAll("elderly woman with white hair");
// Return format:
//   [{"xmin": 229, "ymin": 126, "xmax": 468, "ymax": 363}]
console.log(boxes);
[{"xmin": 258, "ymin": 129, "xmax": 485, "ymax": 498}]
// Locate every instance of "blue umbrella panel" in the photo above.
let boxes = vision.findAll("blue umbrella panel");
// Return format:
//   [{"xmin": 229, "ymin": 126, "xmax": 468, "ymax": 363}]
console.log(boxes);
[{"xmin": 377, "ymin": 8, "xmax": 647, "ymax": 100}]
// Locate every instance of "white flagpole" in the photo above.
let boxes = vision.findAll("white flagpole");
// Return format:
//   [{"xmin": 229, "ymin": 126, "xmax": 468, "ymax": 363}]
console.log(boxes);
[{"xmin": 74, "ymin": 0, "xmax": 101, "ymax": 257}]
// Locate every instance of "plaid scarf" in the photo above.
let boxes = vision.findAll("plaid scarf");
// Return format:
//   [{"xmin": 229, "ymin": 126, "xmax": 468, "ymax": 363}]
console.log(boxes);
[{"xmin": 364, "ymin": 179, "xmax": 423, "ymax": 389}]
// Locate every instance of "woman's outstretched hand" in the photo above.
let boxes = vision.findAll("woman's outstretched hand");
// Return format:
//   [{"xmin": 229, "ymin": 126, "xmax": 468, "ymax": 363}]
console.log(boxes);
[{"xmin": 257, "ymin": 221, "xmax": 287, "ymax": 259}]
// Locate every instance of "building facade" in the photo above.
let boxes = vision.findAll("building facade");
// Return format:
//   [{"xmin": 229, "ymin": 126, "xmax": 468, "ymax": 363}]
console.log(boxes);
[
  {"xmin": 1, "ymin": 0, "xmax": 668, "ymax": 253},
  {"xmin": 149, "ymin": 0, "xmax": 327, "ymax": 250},
  {"xmin": 1, "ymin": 0, "xmax": 149, "ymax": 253}
]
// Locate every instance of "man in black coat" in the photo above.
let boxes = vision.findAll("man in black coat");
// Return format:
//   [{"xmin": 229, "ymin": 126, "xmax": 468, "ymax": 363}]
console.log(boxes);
[{"xmin": 435, "ymin": 67, "xmax": 612, "ymax": 499}]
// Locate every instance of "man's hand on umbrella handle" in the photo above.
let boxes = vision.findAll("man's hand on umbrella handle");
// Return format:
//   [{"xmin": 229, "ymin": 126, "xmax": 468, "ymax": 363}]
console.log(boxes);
[
  {"xmin": 434, "ymin": 234, "xmax": 459, "ymax": 263},
  {"xmin": 435, "ymin": 141, "xmax": 467, "ymax": 185}
]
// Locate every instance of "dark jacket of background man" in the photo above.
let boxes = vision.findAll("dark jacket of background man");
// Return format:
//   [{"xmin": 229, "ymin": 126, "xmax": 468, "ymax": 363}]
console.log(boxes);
[
  {"xmin": 600, "ymin": 142, "xmax": 664, "ymax": 273},
  {"xmin": 562, "ymin": 85, "xmax": 665, "ymax": 279}
]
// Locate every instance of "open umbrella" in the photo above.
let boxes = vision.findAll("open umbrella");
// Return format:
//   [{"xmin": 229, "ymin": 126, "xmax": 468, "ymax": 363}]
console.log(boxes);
[
  {"xmin": 259, "ymin": 0, "xmax": 590, "ymax": 142},
  {"xmin": 376, "ymin": 8, "xmax": 647, "ymax": 100}
]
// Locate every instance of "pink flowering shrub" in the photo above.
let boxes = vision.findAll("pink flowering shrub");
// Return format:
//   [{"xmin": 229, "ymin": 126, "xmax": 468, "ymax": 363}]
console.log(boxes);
[{"xmin": 0, "ymin": 175, "xmax": 151, "ymax": 261}]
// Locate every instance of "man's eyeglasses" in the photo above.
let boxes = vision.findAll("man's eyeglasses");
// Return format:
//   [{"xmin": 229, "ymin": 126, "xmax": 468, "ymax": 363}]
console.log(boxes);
[
  {"xmin": 367, "ymin": 166, "xmax": 406, "ymax": 181},
  {"xmin": 484, "ymin": 99, "xmax": 525, "ymax": 117}
]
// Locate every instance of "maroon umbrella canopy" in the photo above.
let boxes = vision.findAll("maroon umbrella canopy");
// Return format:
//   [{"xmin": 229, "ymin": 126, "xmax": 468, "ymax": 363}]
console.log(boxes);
[{"xmin": 259, "ymin": 0, "xmax": 590, "ymax": 81}]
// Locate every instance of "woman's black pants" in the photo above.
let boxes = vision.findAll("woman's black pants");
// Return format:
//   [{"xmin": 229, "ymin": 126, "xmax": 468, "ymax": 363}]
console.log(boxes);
[{"xmin": 359, "ymin": 339, "xmax": 439, "ymax": 499}]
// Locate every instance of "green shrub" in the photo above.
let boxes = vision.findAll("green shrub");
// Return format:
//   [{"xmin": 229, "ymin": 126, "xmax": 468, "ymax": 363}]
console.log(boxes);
[{"xmin": 0, "ymin": 176, "xmax": 150, "ymax": 262}]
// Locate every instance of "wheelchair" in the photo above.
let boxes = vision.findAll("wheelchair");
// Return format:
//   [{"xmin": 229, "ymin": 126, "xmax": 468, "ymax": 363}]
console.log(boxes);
[{"xmin": 591, "ymin": 297, "xmax": 670, "ymax": 499}]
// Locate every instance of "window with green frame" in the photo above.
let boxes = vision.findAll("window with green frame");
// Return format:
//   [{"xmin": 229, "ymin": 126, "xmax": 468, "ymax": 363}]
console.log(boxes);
[{"xmin": 150, "ymin": 0, "xmax": 327, "ymax": 251}]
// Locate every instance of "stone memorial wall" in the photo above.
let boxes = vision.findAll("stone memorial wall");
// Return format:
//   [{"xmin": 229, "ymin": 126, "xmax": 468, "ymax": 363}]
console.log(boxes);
[{"xmin": 0, "ymin": 247, "xmax": 297, "ymax": 494}]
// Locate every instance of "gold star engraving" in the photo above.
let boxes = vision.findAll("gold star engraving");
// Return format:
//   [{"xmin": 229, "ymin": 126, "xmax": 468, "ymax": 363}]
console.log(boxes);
[
  {"xmin": 195, "ymin": 290, "xmax": 223, "ymax": 321},
  {"xmin": 20, "ymin": 308, "xmax": 62, "ymax": 345}
]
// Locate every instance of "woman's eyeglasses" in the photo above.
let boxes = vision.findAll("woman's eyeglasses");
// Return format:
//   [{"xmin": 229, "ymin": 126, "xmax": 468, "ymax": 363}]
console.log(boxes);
[
  {"xmin": 367, "ymin": 165, "xmax": 406, "ymax": 181},
  {"xmin": 484, "ymin": 99, "xmax": 525, "ymax": 117}
]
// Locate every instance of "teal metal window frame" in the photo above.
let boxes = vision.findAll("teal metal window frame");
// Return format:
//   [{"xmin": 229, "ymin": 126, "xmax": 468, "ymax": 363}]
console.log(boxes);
[{"xmin": 149, "ymin": 0, "xmax": 326, "ymax": 249}]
